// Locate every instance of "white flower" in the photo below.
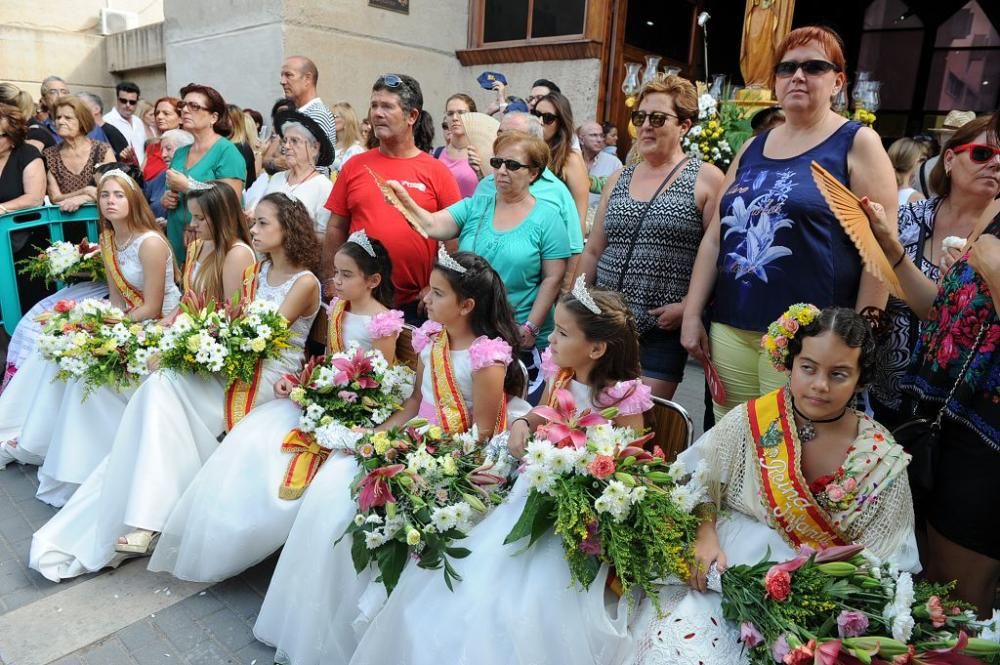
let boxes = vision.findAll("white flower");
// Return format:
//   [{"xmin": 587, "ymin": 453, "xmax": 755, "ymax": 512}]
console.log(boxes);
[
  {"xmin": 666, "ymin": 460, "xmax": 686, "ymax": 481},
  {"xmin": 891, "ymin": 612, "xmax": 915, "ymax": 643},
  {"xmin": 524, "ymin": 465, "xmax": 555, "ymax": 494},
  {"xmin": 670, "ymin": 484, "xmax": 699, "ymax": 513},
  {"xmin": 524, "ymin": 438, "xmax": 554, "ymax": 469},
  {"xmin": 365, "ymin": 514, "xmax": 383, "ymax": 525},
  {"xmin": 354, "ymin": 514, "xmax": 365, "ymax": 526},
  {"xmin": 976, "ymin": 610, "xmax": 1000, "ymax": 644},
  {"xmin": 430, "ymin": 505, "xmax": 457, "ymax": 532},
  {"xmin": 454, "ymin": 426, "xmax": 480, "ymax": 455},
  {"xmin": 314, "ymin": 421, "xmax": 364, "ymax": 451},
  {"xmin": 603, "ymin": 480, "xmax": 628, "ymax": 500},
  {"xmin": 363, "ymin": 530, "xmax": 385, "ymax": 549},
  {"xmin": 630, "ymin": 485, "xmax": 647, "ymax": 504},
  {"xmin": 452, "ymin": 502, "xmax": 473, "ymax": 530},
  {"xmin": 546, "ymin": 447, "xmax": 577, "ymax": 476}
]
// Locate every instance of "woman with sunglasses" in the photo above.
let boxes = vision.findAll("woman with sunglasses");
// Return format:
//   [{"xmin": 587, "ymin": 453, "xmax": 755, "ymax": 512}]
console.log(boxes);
[
  {"xmin": 579, "ymin": 75, "xmax": 724, "ymax": 400},
  {"xmin": 533, "ymin": 92, "xmax": 589, "ymax": 255},
  {"xmin": 869, "ymin": 116, "xmax": 1000, "ymax": 431},
  {"xmin": 161, "ymin": 84, "xmax": 246, "ymax": 263},
  {"xmin": 679, "ymin": 26, "xmax": 898, "ymax": 419},
  {"xmin": 860, "ymin": 114, "xmax": 1000, "ymax": 617}
]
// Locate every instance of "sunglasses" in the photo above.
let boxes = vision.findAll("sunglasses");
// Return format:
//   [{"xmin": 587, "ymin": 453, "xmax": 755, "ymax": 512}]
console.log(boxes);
[
  {"xmin": 489, "ymin": 157, "xmax": 533, "ymax": 172},
  {"xmin": 177, "ymin": 101, "xmax": 210, "ymax": 113},
  {"xmin": 531, "ymin": 110, "xmax": 559, "ymax": 125},
  {"xmin": 773, "ymin": 59, "xmax": 841, "ymax": 78},
  {"xmin": 118, "ymin": 97, "xmax": 139, "ymax": 106},
  {"xmin": 630, "ymin": 111, "xmax": 679, "ymax": 128},
  {"xmin": 379, "ymin": 74, "xmax": 405, "ymax": 88},
  {"xmin": 953, "ymin": 143, "xmax": 1000, "ymax": 164}
]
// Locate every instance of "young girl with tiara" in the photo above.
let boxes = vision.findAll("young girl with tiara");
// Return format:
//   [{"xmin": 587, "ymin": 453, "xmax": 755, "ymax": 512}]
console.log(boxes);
[
  {"xmin": 253, "ymin": 249, "xmax": 530, "ymax": 665},
  {"xmin": 29, "ymin": 193, "xmax": 322, "ymax": 581},
  {"xmin": 349, "ymin": 276, "xmax": 653, "ymax": 665},
  {"xmin": 147, "ymin": 231, "xmax": 405, "ymax": 582},
  {"xmin": 32, "ymin": 181, "xmax": 256, "ymax": 507},
  {"xmin": 0, "ymin": 169, "xmax": 181, "ymax": 494}
]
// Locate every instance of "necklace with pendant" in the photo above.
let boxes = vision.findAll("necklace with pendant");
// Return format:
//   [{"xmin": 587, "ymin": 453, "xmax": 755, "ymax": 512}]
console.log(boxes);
[{"xmin": 791, "ymin": 400, "xmax": 848, "ymax": 443}]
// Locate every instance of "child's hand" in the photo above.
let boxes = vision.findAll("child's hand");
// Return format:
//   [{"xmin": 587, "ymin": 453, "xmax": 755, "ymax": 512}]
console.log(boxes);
[{"xmin": 274, "ymin": 377, "xmax": 295, "ymax": 398}]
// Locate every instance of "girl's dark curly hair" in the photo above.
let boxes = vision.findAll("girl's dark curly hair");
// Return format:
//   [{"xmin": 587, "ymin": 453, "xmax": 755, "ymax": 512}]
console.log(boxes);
[
  {"xmin": 336, "ymin": 236, "xmax": 395, "ymax": 308},
  {"xmin": 784, "ymin": 307, "xmax": 877, "ymax": 388},
  {"xmin": 258, "ymin": 192, "xmax": 321, "ymax": 275}
]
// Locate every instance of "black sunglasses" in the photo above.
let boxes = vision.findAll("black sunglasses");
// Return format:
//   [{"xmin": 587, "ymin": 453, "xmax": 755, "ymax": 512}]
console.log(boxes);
[
  {"xmin": 773, "ymin": 59, "xmax": 841, "ymax": 78},
  {"xmin": 489, "ymin": 157, "xmax": 533, "ymax": 171},
  {"xmin": 118, "ymin": 97, "xmax": 139, "ymax": 106},
  {"xmin": 630, "ymin": 111, "xmax": 679, "ymax": 128},
  {"xmin": 531, "ymin": 110, "xmax": 559, "ymax": 125}
]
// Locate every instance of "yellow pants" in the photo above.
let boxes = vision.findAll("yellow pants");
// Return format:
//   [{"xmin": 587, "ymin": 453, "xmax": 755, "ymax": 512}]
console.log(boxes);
[{"xmin": 710, "ymin": 322, "xmax": 787, "ymax": 421}]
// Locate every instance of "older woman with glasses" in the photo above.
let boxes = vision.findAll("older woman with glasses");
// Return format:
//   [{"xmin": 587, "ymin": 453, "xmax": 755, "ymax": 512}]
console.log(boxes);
[
  {"xmin": 262, "ymin": 109, "xmax": 334, "ymax": 236},
  {"xmin": 679, "ymin": 25, "xmax": 898, "ymax": 419},
  {"xmin": 162, "ymin": 83, "xmax": 246, "ymax": 261},
  {"xmin": 579, "ymin": 75, "xmax": 724, "ymax": 400}
]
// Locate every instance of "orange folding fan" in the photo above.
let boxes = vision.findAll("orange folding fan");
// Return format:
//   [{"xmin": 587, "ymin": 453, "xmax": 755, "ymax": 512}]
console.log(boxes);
[
  {"xmin": 365, "ymin": 165, "xmax": 429, "ymax": 238},
  {"xmin": 809, "ymin": 161, "xmax": 904, "ymax": 298}
]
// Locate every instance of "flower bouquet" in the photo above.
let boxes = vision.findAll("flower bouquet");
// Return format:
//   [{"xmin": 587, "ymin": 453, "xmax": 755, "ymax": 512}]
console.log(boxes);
[
  {"xmin": 340, "ymin": 422, "xmax": 513, "ymax": 594},
  {"xmin": 682, "ymin": 93, "xmax": 752, "ymax": 171},
  {"xmin": 36, "ymin": 298, "xmax": 151, "ymax": 396},
  {"xmin": 157, "ymin": 297, "xmax": 231, "ymax": 377},
  {"xmin": 18, "ymin": 239, "xmax": 104, "ymax": 286},
  {"xmin": 503, "ymin": 389, "xmax": 703, "ymax": 606},
  {"xmin": 221, "ymin": 299, "xmax": 293, "ymax": 384},
  {"xmin": 720, "ymin": 544, "xmax": 1000, "ymax": 664}
]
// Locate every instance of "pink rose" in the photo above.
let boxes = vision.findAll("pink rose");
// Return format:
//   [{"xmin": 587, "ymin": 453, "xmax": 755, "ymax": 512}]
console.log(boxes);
[
  {"xmin": 784, "ymin": 319, "xmax": 799, "ymax": 334},
  {"xmin": 927, "ymin": 595, "xmax": 947, "ymax": 628},
  {"xmin": 841, "ymin": 477, "xmax": 857, "ymax": 493},
  {"xmin": 825, "ymin": 485, "xmax": 846, "ymax": 503},
  {"xmin": 54, "ymin": 299, "xmax": 76, "ymax": 313},
  {"xmin": 587, "ymin": 454, "xmax": 616, "ymax": 480},
  {"xmin": 764, "ymin": 568, "xmax": 792, "ymax": 601},
  {"xmin": 775, "ymin": 336, "xmax": 787, "ymax": 348},
  {"xmin": 338, "ymin": 390, "xmax": 359, "ymax": 403},
  {"xmin": 836, "ymin": 610, "xmax": 869, "ymax": 637}
]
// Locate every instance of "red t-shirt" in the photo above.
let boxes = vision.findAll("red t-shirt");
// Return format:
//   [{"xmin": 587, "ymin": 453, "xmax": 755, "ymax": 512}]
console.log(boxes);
[{"xmin": 326, "ymin": 149, "xmax": 461, "ymax": 305}]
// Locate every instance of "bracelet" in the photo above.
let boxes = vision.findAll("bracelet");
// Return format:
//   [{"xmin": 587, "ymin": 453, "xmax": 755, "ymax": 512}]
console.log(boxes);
[
  {"xmin": 522, "ymin": 320, "xmax": 540, "ymax": 336},
  {"xmin": 891, "ymin": 250, "xmax": 907, "ymax": 270},
  {"xmin": 511, "ymin": 417, "xmax": 531, "ymax": 431}
]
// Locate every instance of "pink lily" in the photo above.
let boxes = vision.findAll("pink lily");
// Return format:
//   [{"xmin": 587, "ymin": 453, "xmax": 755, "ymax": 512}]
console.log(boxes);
[
  {"xmin": 909, "ymin": 632, "xmax": 986, "ymax": 665},
  {"xmin": 814, "ymin": 543, "xmax": 866, "ymax": 563},
  {"xmin": 769, "ymin": 548, "xmax": 814, "ymax": 577},
  {"xmin": 532, "ymin": 388, "xmax": 609, "ymax": 449},
  {"xmin": 331, "ymin": 347, "xmax": 377, "ymax": 388},
  {"xmin": 283, "ymin": 354, "xmax": 325, "ymax": 388},
  {"xmin": 357, "ymin": 464, "xmax": 405, "ymax": 512},
  {"xmin": 814, "ymin": 639, "xmax": 842, "ymax": 665}
]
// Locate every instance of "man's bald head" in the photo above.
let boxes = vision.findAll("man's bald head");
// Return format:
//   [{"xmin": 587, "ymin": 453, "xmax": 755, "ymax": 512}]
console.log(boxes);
[
  {"xmin": 579, "ymin": 120, "xmax": 605, "ymax": 157},
  {"xmin": 281, "ymin": 56, "xmax": 319, "ymax": 106},
  {"xmin": 499, "ymin": 111, "xmax": 542, "ymax": 139}
]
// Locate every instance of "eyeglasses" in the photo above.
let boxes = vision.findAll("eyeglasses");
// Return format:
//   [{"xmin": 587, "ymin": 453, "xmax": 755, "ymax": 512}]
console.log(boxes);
[
  {"xmin": 773, "ymin": 59, "xmax": 841, "ymax": 78},
  {"xmin": 118, "ymin": 97, "xmax": 138, "ymax": 106},
  {"xmin": 630, "ymin": 111, "xmax": 679, "ymax": 128},
  {"xmin": 281, "ymin": 135, "xmax": 307, "ymax": 147},
  {"xmin": 953, "ymin": 143, "xmax": 1000, "ymax": 164},
  {"xmin": 489, "ymin": 157, "xmax": 533, "ymax": 171},
  {"xmin": 177, "ymin": 101, "xmax": 210, "ymax": 113},
  {"xmin": 531, "ymin": 110, "xmax": 559, "ymax": 125},
  {"xmin": 379, "ymin": 74, "xmax": 405, "ymax": 88}
]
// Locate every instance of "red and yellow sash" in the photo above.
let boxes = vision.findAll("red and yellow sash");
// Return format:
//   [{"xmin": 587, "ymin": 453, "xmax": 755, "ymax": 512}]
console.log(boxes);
[
  {"xmin": 429, "ymin": 331, "xmax": 509, "ymax": 435},
  {"xmin": 223, "ymin": 264, "xmax": 263, "ymax": 431},
  {"xmin": 100, "ymin": 227, "xmax": 144, "ymax": 309},
  {"xmin": 748, "ymin": 388, "xmax": 849, "ymax": 550},
  {"xmin": 181, "ymin": 239, "xmax": 203, "ymax": 294},
  {"xmin": 326, "ymin": 298, "xmax": 348, "ymax": 354},
  {"xmin": 278, "ymin": 428, "xmax": 331, "ymax": 500},
  {"xmin": 549, "ymin": 369, "xmax": 575, "ymax": 403}
]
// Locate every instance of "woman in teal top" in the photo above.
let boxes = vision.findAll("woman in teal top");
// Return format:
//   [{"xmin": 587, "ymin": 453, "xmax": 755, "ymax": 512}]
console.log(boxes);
[
  {"xmin": 162, "ymin": 84, "xmax": 246, "ymax": 261},
  {"xmin": 388, "ymin": 130, "xmax": 569, "ymax": 400}
]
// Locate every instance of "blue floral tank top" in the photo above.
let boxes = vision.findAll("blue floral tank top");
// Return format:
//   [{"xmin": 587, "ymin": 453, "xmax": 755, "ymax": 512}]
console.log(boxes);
[{"xmin": 713, "ymin": 121, "xmax": 864, "ymax": 332}]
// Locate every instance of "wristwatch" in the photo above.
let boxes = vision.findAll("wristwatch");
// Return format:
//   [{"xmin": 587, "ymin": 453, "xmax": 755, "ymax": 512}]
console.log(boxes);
[{"xmin": 522, "ymin": 321, "xmax": 539, "ymax": 336}]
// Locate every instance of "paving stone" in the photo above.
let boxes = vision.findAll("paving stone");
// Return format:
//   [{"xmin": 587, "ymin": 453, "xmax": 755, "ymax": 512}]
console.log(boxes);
[
  {"xmin": 234, "ymin": 640, "xmax": 276, "ymax": 664},
  {"xmin": 77, "ymin": 637, "xmax": 138, "ymax": 665},
  {"xmin": 152, "ymin": 603, "xmax": 208, "ymax": 654},
  {"xmin": 183, "ymin": 639, "xmax": 239, "ymax": 665},
  {"xmin": 17, "ymin": 499, "xmax": 56, "ymax": 528},
  {"xmin": 49, "ymin": 655, "xmax": 86, "ymax": 665},
  {"xmin": 213, "ymin": 578, "xmax": 264, "ymax": 622},
  {"xmin": 0, "ymin": 566, "xmax": 33, "ymax": 594},
  {"xmin": 198, "ymin": 607, "xmax": 255, "ymax": 652},
  {"xmin": 117, "ymin": 620, "xmax": 163, "ymax": 654},
  {"xmin": 239, "ymin": 555, "xmax": 277, "ymax": 597},
  {"xmin": 9, "ymin": 537, "xmax": 31, "ymax": 564},
  {"xmin": 0, "ymin": 514, "xmax": 34, "ymax": 543},
  {"xmin": 176, "ymin": 589, "xmax": 225, "ymax": 620},
  {"xmin": 0, "ymin": 584, "xmax": 44, "ymax": 611}
]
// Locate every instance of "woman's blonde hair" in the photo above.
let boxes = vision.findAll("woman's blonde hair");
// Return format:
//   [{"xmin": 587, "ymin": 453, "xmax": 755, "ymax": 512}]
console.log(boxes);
[
  {"xmin": 0, "ymin": 83, "xmax": 35, "ymax": 123},
  {"xmin": 136, "ymin": 99, "xmax": 153, "ymax": 124},
  {"xmin": 331, "ymin": 101, "xmax": 362, "ymax": 149},
  {"xmin": 636, "ymin": 75, "xmax": 698, "ymax": 123},
  {"xmin": 887, "ymin": 138, "xmax": 927, "ymax": 187},
  {"xmin": 98, "ymin": 172, "xmax": 167, "ymax": 236}
]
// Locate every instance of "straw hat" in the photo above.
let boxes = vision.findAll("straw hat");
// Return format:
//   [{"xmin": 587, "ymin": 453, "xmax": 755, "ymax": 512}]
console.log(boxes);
[{"xmin": 928, "ymin": 110, "xmax": 976, "ymax": 134}]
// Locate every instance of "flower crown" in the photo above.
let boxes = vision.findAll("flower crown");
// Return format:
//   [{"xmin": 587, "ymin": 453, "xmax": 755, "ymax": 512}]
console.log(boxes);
[
  {"xmin": 347, "ymin": 229, "xmax": 376, "ymax": 258},
  {"xmin": 761, "ymin": 303, "xmax": 822, "ymax": 372}
]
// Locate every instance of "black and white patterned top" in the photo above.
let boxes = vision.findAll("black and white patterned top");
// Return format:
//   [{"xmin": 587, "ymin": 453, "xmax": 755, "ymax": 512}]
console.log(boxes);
[
  {"xmin": 595, "ymin": 159, "xmax": 704, "ymax": 335},
  {"xmin": 869, "ymin": 197, "xmax": 942, "ymax": 414}
]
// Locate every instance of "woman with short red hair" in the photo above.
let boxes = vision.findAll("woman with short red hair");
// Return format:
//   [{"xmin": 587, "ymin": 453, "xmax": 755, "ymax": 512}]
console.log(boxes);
[{"xmin": 680, "ymin": 26, "xmax": 899, "ymax": 420}]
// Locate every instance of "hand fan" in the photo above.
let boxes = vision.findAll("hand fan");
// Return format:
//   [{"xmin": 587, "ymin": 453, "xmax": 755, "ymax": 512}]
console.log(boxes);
[
  {"xmin": 809, "ymin": 161, "xmax": 904, "ymax": 298},
  {"xmin": 365, "ymin": 166, "xmax": 429, "ymax": 238},
  {"xmin": 701, "ymin": 357, "xmax": 727, "ymax": 406},
  {"xmin": 461, "ymin": 112, "xmax": 500, "ymax": 159}
]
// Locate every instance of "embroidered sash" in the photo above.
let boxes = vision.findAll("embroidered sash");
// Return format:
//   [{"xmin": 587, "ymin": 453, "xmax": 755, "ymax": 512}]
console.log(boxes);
[
  {"xmin": 181, "ymin": 239, "xmax": 203, "ymax": 294},
  {"xmin": 747, "ymin": 388, "xmax": 849, "ymax": 550},
  {"xmin": 100, "ymin": 228, "xmax": 144, "ymax": 309},
  {"xmin": 278, "ymin": 428, "xmax": 331, "ymax": 500},
  {"xmin": 326, "ymin": 298, "xmax": 349, "ymax": 354},
  {"xmin": 549, "ymin": 369, "xmax": 575, "ymax": 402},
  {"xmin": 223, "ymin": 264, "xmax": 263, "ymax": 431}
]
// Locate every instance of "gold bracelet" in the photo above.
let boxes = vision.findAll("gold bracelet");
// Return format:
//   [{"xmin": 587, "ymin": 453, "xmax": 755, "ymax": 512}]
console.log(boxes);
[{"xmin": 693, "ymin": 502, "xmax": 718, "ymax": 522}]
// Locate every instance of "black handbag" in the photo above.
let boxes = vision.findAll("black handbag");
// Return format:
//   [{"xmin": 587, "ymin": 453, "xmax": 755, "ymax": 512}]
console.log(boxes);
[{"xmin": 892, "ymin": 321, "xmax": 987, "ymax": 492}]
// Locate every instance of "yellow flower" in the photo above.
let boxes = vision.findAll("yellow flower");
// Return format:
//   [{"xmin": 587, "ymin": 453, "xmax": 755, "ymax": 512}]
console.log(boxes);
[
  {"xmin": 374, "ymin": 438, "xmax": 391, "ymax": 455},
  {"xmin": 289, "ymin": 387, "xmax": 306, "ymax": 403},
  {"xmin": 249, "ymin": 337, "xmax": 267, "ymax": 353},
  {"xmin": 707, "ymin": 120, "xmax": 718, "ymax": 130},
  {"xmin": 441, "ymin": 454, "xmax": 458, "ymax": 476},
  {"xmin": 186, "ymin": 335, "xmax": 202, "ymax": 352},
  {"xmin": 129, "ymin": 324, "xmax": 142, "ymax": 335},
  {"xmin": 371, "ymin": 431, "xmax": 390, "ymax": 448},
  {"xmin": 426, "ymin": 426, "xmax": 444, "ymax": 440},
  {"xmin": 406, "ymin": 528, "xmax": 421, "ymax": 546},
  {"xmin": 713, "ymin": 130, "xmax": 722, "ymax": 139}
]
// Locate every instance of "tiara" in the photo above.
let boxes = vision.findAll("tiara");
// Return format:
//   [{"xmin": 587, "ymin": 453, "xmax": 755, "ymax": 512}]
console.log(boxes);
[
  {"xmin": 187, "ymin": 177, "xmax": 213, "ymax": 192},
  {"xmin": 436, "ymin": 245, "xmax": 467, "ymax": 274},
  {"xmin": 99, "ymin": 168, "xmax": 138, "ymax": 191},
  {"xmin": 571, "ymin": 274, "xmax": 601, "ymax": 315},
  {"xmin": 347, "ymin": 229, "xmax": 376, "ymax": 258}
]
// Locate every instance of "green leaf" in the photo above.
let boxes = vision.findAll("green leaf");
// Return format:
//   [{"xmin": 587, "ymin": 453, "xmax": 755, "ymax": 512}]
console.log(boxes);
[
  {"xmin": 350, "ymin": 531, "xmax": 370, "ymax": 574},
  {"xmin": 503, "ymin": 491, "xmax": 553, "ymax": 547},
  {"xmin": 445, "ymin": 547, "xmax": 471, "ymax": 559},
  {"xmin": 376, "ymin": 540, "xmax": 408, "ymax": 595}
]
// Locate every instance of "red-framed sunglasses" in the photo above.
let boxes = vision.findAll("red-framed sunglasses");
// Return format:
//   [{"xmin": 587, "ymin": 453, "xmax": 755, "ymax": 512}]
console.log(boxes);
[{"xmin": 953, "ymin": 143, "xmax": 1000, "ymax": 164}]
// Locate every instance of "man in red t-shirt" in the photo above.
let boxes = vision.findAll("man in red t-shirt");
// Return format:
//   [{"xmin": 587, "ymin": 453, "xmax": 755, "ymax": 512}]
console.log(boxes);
[{"xmin": 323, "ymin": 74, "xmax": 460, "ymax": 321}]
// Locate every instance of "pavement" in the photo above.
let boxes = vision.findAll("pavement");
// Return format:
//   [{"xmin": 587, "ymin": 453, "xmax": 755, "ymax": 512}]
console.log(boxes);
[{"xmin": 0, "ymin": 362, "xmax": 708, "ymax": 665}]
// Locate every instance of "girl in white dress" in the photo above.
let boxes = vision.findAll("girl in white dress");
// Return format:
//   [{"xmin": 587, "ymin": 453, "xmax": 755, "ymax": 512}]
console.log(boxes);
[
  {"xmin": 148, "ymin": 232, "xmax": 404, "ymax": 582},
  {"xmin": 349, "ymin": 283, "xmax": 653, "ymax": 665},
  {"xmin": 253, "ymin": 250, "xmax": 529, "ymax": 665},
  {"xmin": 35, "ymin": 181, "xmax": 255, "ymax": 507},
  {"xmin": 28, "ymin": 192, "xmax": 322, "ymax": 581},
  {"xmin": 0, "ymin": 169, "xmax": 180, "ymax": 482}
]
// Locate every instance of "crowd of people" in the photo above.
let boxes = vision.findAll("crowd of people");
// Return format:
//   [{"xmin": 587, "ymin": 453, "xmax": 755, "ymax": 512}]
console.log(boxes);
[{"xmin": 0, "ymin": 22, "xmax": 998, "ymax": 664}]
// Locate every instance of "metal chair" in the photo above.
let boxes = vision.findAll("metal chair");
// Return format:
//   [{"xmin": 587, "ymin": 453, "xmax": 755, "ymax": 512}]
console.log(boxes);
[
  {"xmin": 516, "ymin": 358, "xmax": 530, "ymax": 400},
  {"xmin": 643, "ymin": 396, "xmax": 694, "ymax": 463}
]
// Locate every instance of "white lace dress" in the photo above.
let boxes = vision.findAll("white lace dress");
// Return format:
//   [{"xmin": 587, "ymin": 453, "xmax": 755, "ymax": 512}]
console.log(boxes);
[
  {"xmin": 348, "ymin": 378, "xmax": 651, "ymax": 665},
  {"xmin": 253, "ymin": 328, "xmax": 530, "ymax": 665},
  {"xmin": 28, "ymin": 263, "xmax": 318, "ymax": 582},
  {"xmin": 148, "ymin": 307, "xmax": 404, "ymax": 582},
  {"xmin": 0, "ymin": 232, "xmax": 180, "ymax": 485}
]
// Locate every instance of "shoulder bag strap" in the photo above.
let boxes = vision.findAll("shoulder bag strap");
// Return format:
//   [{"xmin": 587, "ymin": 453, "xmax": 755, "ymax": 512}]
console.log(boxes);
[
  {"xmin": 931, "ymin": 318, "xmax": 990, "ymax": 429},
  {"xmin": 615, "ymin": 157, "xmax": 689, "ymax": 291}
]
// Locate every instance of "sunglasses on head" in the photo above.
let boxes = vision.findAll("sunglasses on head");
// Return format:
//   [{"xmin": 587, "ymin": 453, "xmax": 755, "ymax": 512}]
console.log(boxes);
[
  {"xmin": 531, "ymin": 110, "xmax": 559, "ymax": 125},
  {"xmin": 630, "ymin": 111, "xmax": 679, "ymax": 128},
  {"xmin": 118, "ymin": 97, "xmax": 138, "ymax": 106},
  {"xmin": 379, "ymin": 74, "xmax": 405, "ymax": 88},
  {"xmin": 953, "ymin": 143, "xmax": 1000, "ymax": 164},
  {"xmin": 773, "ymin": 59, "xmax": 840, "ymax": 78},
  {"xmin": 489, "ymin": 157, "xmax": 533, "ymax": 171}
]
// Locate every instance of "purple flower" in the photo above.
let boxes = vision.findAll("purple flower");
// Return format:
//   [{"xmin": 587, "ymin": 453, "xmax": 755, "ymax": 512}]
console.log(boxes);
[
  {"xmin": 771, "ymin": 634, "xmax": 790, "ymax": 663},
  {"xmin": 836, "ymin": 610, "xmax": 869, "ymax": 638},
  {"xmin": 338, "ymin": 390, "xmax": 359, "ymax": 403},
  {"xmin": 578, "ymin": 521, "xmax": 602, "ymax": 556},
  {"xmin": 740, "ymin": 622, "xmax": 764, "ymax": 648}
]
